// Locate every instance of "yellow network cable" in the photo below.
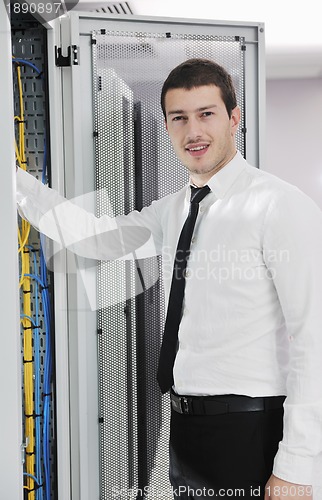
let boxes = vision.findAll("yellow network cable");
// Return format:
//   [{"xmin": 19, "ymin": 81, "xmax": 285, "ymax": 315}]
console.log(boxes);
[{"xmin": 14, "ymin": 61, "xmax": 35, "ymax": 500}]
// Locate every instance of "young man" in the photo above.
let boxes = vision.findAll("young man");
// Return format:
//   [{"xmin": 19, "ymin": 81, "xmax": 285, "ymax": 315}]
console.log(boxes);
[{"xmin": 16, "ymin": 59, "xmax": 322, "ymax": 499}]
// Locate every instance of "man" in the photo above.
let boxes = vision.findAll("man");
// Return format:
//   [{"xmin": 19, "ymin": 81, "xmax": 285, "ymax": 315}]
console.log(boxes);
[{"xmin": 16, "ymin": 59, "xmax": 322, "ymax": 499}]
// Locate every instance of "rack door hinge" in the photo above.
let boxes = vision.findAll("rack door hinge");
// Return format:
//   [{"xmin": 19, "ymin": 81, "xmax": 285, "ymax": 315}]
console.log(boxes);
[{"xmin": 55, "ymin": 45, "xmax": 79, "ymax": 67}]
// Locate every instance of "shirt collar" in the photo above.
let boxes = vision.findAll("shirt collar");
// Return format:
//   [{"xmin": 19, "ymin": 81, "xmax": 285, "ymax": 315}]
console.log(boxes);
[{"xmin": 187, "ymin": 150, "xmax": 247, "ymax": 201}]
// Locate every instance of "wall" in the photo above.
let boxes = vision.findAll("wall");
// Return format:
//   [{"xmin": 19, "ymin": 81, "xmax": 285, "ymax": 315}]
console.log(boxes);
[{"xmin": 265, "ymin": 77, "xmax": 322, "ymax": 209}]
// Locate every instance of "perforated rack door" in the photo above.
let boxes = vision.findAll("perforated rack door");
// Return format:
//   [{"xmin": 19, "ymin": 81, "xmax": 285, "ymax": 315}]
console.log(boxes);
[{"xmin": 92, "ymin": 30, "xmax": 245, "ymax": 499}]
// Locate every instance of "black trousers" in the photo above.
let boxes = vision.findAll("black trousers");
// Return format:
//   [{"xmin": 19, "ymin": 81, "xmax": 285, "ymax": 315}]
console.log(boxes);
[{"xmin": 169, "ymin": 404, "xmax": 284, "ymax": 500}]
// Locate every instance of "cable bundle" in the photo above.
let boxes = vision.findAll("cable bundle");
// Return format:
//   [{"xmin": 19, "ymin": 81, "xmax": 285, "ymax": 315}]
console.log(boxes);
[{"xmin": 14, "ymin": 57, "xmax": 53, "ymax": 500}]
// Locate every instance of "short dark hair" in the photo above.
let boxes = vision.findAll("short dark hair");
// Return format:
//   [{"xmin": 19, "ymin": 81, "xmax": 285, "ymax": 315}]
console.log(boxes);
[{"xmin": 161, "ymin": 58, "xmax": 237, "ymax": 120}]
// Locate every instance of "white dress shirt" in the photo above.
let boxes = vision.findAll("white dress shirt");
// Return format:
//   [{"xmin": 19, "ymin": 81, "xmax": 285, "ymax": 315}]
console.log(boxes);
[{"xmin": 16, "ymin": 151, "xmax": 322, "ymax": 487}]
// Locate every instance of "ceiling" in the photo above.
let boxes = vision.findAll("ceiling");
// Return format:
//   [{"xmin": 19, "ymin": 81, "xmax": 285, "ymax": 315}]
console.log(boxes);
[{"xmin": 76, "ymin": 0, "xmax": 322, "ymax": 79}]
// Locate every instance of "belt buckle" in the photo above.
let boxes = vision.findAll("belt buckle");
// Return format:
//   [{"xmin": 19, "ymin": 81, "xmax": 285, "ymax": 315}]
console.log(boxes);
[
  {"xmin": 180, "ymin": 396, "xmax": 190, "ymax": 414},
  {"xmin": 171, "ymin": 393, "xmax": 192, "ymax": 414}
]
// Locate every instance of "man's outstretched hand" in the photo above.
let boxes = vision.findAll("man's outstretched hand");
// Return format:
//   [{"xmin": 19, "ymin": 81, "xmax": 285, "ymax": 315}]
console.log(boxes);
[{"xmin": 265, "ymin": 474, "xmax": 312, "ymax": 500}]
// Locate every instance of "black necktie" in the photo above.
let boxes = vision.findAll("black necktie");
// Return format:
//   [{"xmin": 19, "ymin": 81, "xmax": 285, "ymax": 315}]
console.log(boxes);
[{"xmin": 157, "ymin": 185, "xmax": 211, "ymax": 394}]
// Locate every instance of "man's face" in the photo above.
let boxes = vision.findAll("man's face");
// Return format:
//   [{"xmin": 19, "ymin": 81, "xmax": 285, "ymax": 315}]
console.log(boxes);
[{"xmin": 164, "ymin": 85, "xmax": 240, "ymax": 184}]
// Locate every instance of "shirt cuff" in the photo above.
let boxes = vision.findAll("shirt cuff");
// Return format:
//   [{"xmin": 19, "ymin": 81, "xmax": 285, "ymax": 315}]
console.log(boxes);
[{"xmin": 273, "ymin": 444, "xmax": 314, "ymax": 485}]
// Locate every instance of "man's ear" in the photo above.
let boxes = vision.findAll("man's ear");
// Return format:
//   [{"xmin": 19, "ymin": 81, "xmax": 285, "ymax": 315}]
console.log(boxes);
[
  {"xmin": 230, "ymin": 106, "xmax": 241, "ymax": 136},
  {"xmin": 164, "ymin": 118, "xmax": 168, "ymax": 132}
]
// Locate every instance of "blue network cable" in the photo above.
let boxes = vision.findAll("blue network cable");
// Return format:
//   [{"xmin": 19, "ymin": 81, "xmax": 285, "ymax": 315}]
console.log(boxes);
[
  {"xmin": 31, "ymin": 248, "xmax": 44, "ymax": 500},
  {"xmin": 40, "ymin": 250, "xmax": 52, "ymax": 500},
  {"xmin": 12, "ymin": 58, "xmax": 42, "ymax": 76},
  {"xmin": 20, "ymin": 266, "xmax": 44, "ymax": 500},
  {"xmin": 40, "ymin": 113, "xmax": 52, "ymax": 500},
  {"xmin": 23, "ymin": 472, "xmax": 41, "ymax": 490},
  {"xmin": 23, "ymin": 248, "xmax": 44, "ymax": 500},
  {"xmin": 23, "ymin": 209, "xmax": 52, "ymax": 500},
  {"xmin": 42, "ymin": 137, "xmax": 47, "ymax": 184},
  {"xmin": 24, "ymin": 260, "xmax": 51, "ymax": 500}
]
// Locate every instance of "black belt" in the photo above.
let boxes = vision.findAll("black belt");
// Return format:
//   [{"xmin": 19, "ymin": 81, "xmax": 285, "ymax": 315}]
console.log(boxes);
[{"xmin": 171, "ymin": 391, "xmax": 286, "ymax": 416}]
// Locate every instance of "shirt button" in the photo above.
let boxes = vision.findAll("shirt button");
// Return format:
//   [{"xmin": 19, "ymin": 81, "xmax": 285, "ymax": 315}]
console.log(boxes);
[
  {"xmin": 199, "ymin": 206, "xmax": 205, "ymax": 213},
  {"xmin": 184, "ymin": 269, "xmax": 191, "ymax": 278},
  {"xmin": 191, "ymin": 236, "xmax": 196, "ymax": 244}
]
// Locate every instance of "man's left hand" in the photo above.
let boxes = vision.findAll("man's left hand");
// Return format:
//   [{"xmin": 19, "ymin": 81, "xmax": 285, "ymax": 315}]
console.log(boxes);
[{"xmin": 265, "ymin": 474, "xmax": 312, "ymax": 500}]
